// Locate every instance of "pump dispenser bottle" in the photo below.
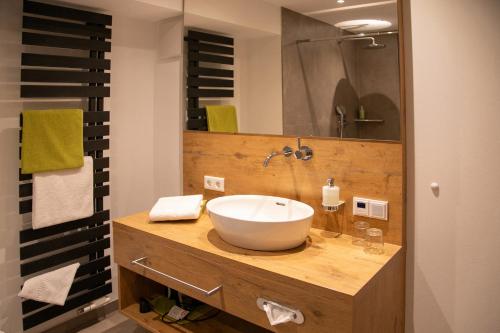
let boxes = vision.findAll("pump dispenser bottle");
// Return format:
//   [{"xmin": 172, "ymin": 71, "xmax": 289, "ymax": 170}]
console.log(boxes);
[{"xmin": 322, "ymin": 178, "xmax": 340, "ymax": 207}]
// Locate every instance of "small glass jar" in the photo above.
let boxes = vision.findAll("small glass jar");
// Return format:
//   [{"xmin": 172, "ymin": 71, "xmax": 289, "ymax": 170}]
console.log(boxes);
[
  {"xmin": 364, "ymin": 228, "xmax": 384, "ymax": 254},
  {"xmin": 352, "ymin": 221, "xmax": 370, "ymax": 246}
]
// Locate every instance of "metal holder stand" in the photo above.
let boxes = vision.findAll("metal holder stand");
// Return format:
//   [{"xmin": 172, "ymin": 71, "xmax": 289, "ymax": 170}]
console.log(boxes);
[{"xmin": 322, "ymin": 200, "xmax": 345, "ymax": 212}]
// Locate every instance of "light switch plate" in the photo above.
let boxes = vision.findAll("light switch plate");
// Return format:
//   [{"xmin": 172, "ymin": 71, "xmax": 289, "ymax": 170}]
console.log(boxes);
[
  {"xmin": 369, "ymin": 200, "xmax": 388, "ymax": 220},
  {"xmin": 204, "ymin": 176, "xmax": 225, "ymax": 192},
  {"xmin": 353, "ymin": 197, "xmax": 388, "ymax": 220}
]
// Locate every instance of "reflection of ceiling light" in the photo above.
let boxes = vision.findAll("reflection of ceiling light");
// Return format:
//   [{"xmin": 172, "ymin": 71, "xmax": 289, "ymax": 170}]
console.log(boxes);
[
  {"xmin": 335, "ymin": 19, "xmax": 392, "ymax": 33},
  {"xmin": 337, "ymin": 0, "xmax": 345, "ymax": 3}
]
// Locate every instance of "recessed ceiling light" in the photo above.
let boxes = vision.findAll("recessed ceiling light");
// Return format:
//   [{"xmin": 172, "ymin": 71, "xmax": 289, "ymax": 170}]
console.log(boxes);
[
  {"xmin": 335, "ymin": 19, "xmax": 392, "ymax": 33},
  {"xmin": 337, "ymin": 0, "xmax": 345, "ymax": 3}
]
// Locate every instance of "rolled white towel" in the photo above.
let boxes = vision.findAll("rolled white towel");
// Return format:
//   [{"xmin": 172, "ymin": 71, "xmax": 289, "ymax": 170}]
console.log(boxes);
[
  {"xmin": 149, "ymin": 195, "xmax": 203, "ymax": 221},
  {"xmin": 18, "ymin": 263, "xmax": 80, "ymax": 306}
]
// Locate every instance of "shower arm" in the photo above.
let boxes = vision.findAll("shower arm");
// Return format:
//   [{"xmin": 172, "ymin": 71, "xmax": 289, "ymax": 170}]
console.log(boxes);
[{"xmin": 296, "ymin": 30, "xmax": 398, "ymax": 44}]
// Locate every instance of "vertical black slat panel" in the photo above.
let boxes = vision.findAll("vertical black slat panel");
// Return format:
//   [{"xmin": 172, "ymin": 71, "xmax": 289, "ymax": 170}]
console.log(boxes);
[
  {"xmin": 20, "ymin": 238, "xmax": 110, "ymax": 276},
  {"xmin": 187, "ymin": 119, "xmax": 209, "ymax": 131},
  {"xmin": 22, "ymin": 32, "xmax": 111, "ymax": 52},
  {"xmin": 84, "ymin": 111, "xmax": 110, "ymax": 123},
  {"xmin": 22, "ymin": 53, "xmax": 111, "ymax": 70},
  {"xmin": 187, "ymin": 88, "xmax": 234, "ymax": 98},
  {"xmin": 23, "ymin": 16, "xmax": 112, "ymax": 38},
  {"xmin": 19, "ymin": 1, "xmax": 112, "ymax": 329},
  {"xmin": 23, "ymin": 283, "xmax": 112, "ymax": 330},
  {"xmin": 20, "ymin": 224, "xmax": 110, "ymax": 260},
  {"xmin": 21, "ymin": 69, "xmax": 110, "ymax": 83},
  {"xmin": 187, "ymin": 108, "xmax": 207, "ymax": 118},
  {"xmin": 84, "ymin": 139, "xmax": 110, "ymax": 152},
  {"xmin": 187, "ymin": 77, "xmax": 234, "ymax": 88},
  {"xmin": 74, "ymin": 256, "xmax": 110, "ymax": 278},
  {"xmin": 83, "ymin": 125, "xmax": 109, "ymax": 137},
  {"xmin": 22, "ymin": 269, "xmax": 112, "ymax": 313},
  {"xmin": 20, "ymin": 86, "xmax": 110, "ymax": 98},
  {"xmin": 188, "ymin": 52, "xmax": 233, "ymax": 65},
  {"xmin": 93, "ymin": 157, "xmax": 109, "ymax": 169},
  {"xmin": 19, "ymin": 210, "xmax": 109, "ymax": 243},
  {"xmin": 187, "ymin": 30, "xmax": 233, "ymax": 46},
  {"xmin": 188, "ymin": 41, "xmax": 234, "ymax": 55},
  {"xmin": 23, "ymin": 0, "xmax": 112, "ymax": 25},
  {"xmin": 189, "ymin": 67, "xmax": 233, "ymax": 78}
]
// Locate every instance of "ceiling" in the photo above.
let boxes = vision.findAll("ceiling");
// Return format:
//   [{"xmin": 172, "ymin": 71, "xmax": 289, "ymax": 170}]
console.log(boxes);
[
  {"xmin": 264, "ymin": 0, "xmax": 398, "ymax": 30},
  {"xmin": 51, "ymin": 0, "xmax": 183, "ymax": 21}
]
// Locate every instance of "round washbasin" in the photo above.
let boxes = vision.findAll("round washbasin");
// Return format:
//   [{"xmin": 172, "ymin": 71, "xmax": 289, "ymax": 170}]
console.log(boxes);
[{"xmin": 206, "ymin": 195, "xmax": 314, "ymax": 251}]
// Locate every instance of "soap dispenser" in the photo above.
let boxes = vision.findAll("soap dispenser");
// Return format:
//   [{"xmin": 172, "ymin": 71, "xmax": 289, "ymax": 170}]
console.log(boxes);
[{"xmin": 322, "ymin": 178, "xmax": 340, "ymax": 208}]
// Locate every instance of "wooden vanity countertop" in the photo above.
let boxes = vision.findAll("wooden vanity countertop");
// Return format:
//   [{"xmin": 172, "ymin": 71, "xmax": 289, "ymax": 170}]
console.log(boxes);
[{"xmin": 114, "ymin": 212, "xmax": 402, "ymax": 297}]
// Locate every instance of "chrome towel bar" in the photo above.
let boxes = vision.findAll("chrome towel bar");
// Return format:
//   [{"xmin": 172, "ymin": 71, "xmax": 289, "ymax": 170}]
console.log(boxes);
[{"xmin": 131, "ymin": 257, "xmax": 222, "ymax": 296}]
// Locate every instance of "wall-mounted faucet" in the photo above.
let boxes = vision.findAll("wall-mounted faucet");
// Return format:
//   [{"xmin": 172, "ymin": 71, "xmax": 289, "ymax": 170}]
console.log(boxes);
[
  {"xmin": 294, "ymin": 137, "xmax": 313, "ymax": 161},
  {"xmin": 263, "ymin": 146, "xmax": 293, "ymax": 167},
  {"xmin": 263, "ymin": 138, "xmax": 313, "ymax": 167}
]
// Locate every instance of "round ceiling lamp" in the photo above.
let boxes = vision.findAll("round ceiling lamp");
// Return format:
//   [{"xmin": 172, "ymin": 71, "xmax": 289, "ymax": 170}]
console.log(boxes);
[{"xmin": 334, "ymin": 19, "xmax": 392, "ymax": 33}]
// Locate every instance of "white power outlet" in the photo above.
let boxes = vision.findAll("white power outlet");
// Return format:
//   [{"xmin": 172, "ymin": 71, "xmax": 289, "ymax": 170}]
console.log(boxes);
[{"xmin": 204, "ymin": 176, "xmax": 225, "ymax": 192}]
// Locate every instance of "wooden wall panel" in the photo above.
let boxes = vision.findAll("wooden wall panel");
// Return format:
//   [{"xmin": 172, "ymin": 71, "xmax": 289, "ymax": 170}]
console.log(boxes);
[{"xmin": 183, "ymin": 131, "xmax": 403, "ymax": 245}]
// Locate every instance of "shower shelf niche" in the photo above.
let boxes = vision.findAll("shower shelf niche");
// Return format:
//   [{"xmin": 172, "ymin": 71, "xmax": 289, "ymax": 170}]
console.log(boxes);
[{"xmin": 354, "ymin": 119, "xmax": 385, "ymax": 123}]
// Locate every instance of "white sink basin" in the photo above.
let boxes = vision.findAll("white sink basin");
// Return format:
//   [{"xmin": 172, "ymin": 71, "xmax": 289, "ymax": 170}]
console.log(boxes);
[{"xmin": 206, "ymin": 195, "xmax": 314, "ymax": 251}]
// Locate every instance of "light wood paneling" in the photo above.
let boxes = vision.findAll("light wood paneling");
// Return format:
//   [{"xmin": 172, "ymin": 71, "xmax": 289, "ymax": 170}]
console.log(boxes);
[
  {"xmin": 183, "ymin": 131, "xmax": 404, "ymax": 245},
  {"xmin": 114, "ymin": 212, "xmax": 404, "ymax": 332}
]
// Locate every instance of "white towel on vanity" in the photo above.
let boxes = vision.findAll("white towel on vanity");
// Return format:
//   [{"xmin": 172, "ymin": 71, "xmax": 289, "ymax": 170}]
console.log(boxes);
[
  {"xmin": 18, "ymin": 263, "xmax": 80, "ymax": 306},
  {"xmin": 149, "ymin": 195, "xmax": 203, "ymax": 221},
  {"xmin": 32, "ymin": 156, "xmax": 94, "ymax": 229}
]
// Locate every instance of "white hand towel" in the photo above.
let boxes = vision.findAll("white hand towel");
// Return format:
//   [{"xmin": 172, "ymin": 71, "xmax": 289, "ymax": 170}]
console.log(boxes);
[
  {"xmin": 32, "ymin": 156, "xmax": 94, "ymax": 229},
  {"xmin": 149, "ymin": 195, "xmax": 203, "ymax": 221},
  {"xmin": 18, "ymin": 263, "xmax": 80, "ymax": 306}
]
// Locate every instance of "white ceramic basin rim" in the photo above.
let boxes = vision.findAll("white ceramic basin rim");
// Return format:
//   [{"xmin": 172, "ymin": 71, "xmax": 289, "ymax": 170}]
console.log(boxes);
[{"xmin": 206, "ymin": 195, "xmax": 314, "ymax": 251}]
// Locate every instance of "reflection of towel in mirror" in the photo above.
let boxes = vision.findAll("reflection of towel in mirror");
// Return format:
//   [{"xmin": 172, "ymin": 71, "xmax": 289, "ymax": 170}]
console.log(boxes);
[
  {"xmin": 149, "ymin": 195, "xmax": 203, "ymax": 221},
  {"xmin": 18, "ymin": 263, "xmax": 80, "ymax": 306},
  {"xmin": 32, "ymin": 156, "xmax": 94, "ymax": 229},
  {"xmin": 206, "ymin": 105, "xmax": 238, "ymax": 133}
]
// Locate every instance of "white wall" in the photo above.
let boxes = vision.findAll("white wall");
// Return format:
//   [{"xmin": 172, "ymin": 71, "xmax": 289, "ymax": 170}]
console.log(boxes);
[
  {"xmin": 406, "ymin": 0, "xmax": 500, "ymax": 332},
  {"xmin": 237, "ymin": 36, "xmax": 283, "ymax": 135}
]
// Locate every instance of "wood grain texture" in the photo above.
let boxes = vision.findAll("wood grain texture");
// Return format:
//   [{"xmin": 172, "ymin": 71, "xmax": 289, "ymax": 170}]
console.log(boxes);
[
  {"xmin": 183, "ymin": 131, "xmax": 404, "ymax": 245},
  {"xmin": 119, "ymin": 267, "xmax": 269, "ymax": 333},
  {"xmin": 114, "ymin": 213, "xmax": 404, "ymax": 332}
]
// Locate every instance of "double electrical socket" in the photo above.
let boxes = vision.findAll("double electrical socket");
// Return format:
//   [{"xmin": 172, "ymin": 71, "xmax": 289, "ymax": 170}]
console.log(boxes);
[
  {"xmin": 353, "ymin": 197, "xmax": 388, "ymax": 220},
  {"xmin": 204, "ymin": 176, "xmax": 225, "ymax": 192}
]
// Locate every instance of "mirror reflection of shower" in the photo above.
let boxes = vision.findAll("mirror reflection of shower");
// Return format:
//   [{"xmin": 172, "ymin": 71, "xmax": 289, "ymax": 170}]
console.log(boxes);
[
  {"xmin": 335, "ymin": 105, "xmax": 347, "ymax": 138},
  {"xmin": 296, "ymin": 30, "xmax": 398, "ymax": 46}
]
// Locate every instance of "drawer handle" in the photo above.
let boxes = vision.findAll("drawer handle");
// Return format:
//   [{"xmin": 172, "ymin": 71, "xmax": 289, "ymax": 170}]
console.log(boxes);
[{"xmin": 131, "ymin": 257, "xmax": 222, "ymax": 296}]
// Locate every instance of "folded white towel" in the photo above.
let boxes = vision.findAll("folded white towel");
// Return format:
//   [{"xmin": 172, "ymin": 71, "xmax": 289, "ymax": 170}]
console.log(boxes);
[
  {"xmin": 32, "ymin": 156, "xmax": 94, "ymax": 229},
  {"xmin": 149, "ymin": 195, "xmax": 203, "ymax": 221},
  {"xmin": 18, "ymin": 263, "xmax": 80, "ymax": 306}
]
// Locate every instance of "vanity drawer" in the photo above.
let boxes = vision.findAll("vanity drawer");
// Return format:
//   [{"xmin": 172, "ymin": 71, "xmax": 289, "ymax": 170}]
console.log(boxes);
[{"xmin": 114, "ymin": 223, "xmax": 354, "ymax": 332}]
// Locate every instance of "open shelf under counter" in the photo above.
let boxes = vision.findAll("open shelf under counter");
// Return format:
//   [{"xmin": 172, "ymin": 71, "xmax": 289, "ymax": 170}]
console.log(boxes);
[{"xmin": 114, "ymin": 212, "xmax": 404, "ymax": 333}]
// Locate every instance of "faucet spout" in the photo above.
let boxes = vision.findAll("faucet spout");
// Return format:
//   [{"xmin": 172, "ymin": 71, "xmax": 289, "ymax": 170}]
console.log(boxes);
[
  {"xmin": 263, "ymin": 151, "xmax": 279, "ymax": 167},
  {"xmin": 263, "ymin": 146, "xmax": 293, "ymax": 167}
]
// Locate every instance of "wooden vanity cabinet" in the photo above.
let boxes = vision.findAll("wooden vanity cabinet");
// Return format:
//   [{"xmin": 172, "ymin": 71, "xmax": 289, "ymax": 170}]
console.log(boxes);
[{"xmin": 114, "ymin": 212, "xmax": 404, "ymax": 333}]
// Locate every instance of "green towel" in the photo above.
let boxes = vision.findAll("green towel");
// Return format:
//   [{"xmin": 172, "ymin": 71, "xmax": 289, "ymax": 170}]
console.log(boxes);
[
  {"xmin": 206, "ymin": 105, "xmax": 238, "ymax": 133},
  {"xmin": 21, "ymin": 109, "xmax": 84, "ymax": 174}
]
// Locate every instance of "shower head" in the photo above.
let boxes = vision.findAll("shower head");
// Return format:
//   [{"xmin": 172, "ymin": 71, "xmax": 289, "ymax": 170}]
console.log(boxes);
[
  {"xmin": 338, "ymin": 36, "xmax": 386, "ymax": 49},
  {"xmin": 363, "ymin": 38, "xmax": 385, "ymax": 49}
]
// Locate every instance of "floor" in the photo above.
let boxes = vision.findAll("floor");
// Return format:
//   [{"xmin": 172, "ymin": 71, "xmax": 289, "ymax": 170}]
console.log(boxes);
[{"xmin": 77, "ymin": 311, "xmax": 148, "ymax": 333}]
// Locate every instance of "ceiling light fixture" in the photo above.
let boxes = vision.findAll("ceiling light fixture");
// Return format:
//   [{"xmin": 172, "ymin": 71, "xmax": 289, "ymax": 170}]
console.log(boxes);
[{"xmin": 337, "ymin": 0, "xmax": 345, "ymax": 3}]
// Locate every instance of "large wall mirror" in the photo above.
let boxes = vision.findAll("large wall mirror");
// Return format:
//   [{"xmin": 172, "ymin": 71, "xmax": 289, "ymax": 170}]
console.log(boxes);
[{"xmin": 184, "ymin": 0, "xmax": 401, "ymax": 142}]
